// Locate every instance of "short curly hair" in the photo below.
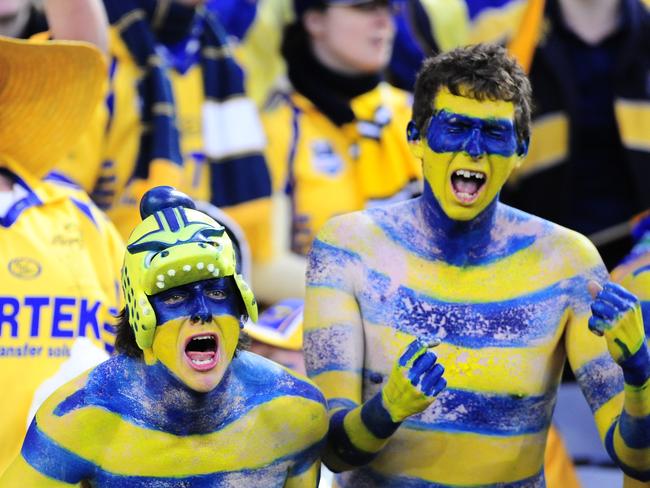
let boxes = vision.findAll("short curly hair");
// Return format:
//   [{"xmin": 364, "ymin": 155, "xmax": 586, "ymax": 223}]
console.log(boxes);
[{"xmin": 412, "ymin": 43, "xmax": 532, "ymax": 147}]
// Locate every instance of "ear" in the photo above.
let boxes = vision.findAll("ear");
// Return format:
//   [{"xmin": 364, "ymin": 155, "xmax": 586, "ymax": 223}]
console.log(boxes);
[
  {"xmin": 516, "ymin": 136, "xmax": 529, "ymax": 157},
  {"xmin": 407, "ymin": 121, "xmax": 424, "ymax": 159},
  {"xmin": 303, "ymin": 10, "xmax": 326, "ymax": 38}
]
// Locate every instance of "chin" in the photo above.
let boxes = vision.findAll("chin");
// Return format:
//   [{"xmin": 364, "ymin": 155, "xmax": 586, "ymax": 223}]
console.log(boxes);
[{"xmin": 181, "ymin": 365, "xmax": 227, "ymax": 393}]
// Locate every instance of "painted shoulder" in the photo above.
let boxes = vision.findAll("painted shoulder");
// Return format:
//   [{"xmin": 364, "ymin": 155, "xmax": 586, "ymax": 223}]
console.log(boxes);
[
  {"xmin": 501, "ymin": 203, "xmax": 604, "ymax": 271},
  {"xmin": 233, "ymin": 351, "xmax": 327, "ymax": 406}
]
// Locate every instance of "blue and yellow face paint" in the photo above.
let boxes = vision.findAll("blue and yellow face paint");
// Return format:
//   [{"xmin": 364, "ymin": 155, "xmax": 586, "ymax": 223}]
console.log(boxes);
[
  {"xmin": 412, "ymin": 87, "xmax": 525, "ymax": 221},
  {"xmin": 144, "ymin": 278, "xmax": 243, "ymax": 393},
  {"xmin": 121, "ymin": 188, "xmax": 257, "ymax": 351}
]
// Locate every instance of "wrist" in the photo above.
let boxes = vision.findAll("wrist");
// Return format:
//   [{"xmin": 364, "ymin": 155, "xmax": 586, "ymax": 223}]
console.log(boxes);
[{"xmin": 620, "ymin": 342, "xmax": 650, "ymax": 387}]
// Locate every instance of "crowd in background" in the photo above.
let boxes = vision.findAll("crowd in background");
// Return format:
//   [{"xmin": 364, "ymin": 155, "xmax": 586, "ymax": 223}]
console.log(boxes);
[{"xmin": 0, "ymin": 0, "xmax": 649, "ymax": 486}]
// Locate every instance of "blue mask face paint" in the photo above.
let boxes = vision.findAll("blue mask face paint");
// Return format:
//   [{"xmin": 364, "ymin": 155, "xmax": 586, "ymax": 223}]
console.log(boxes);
[
  {"xmin": 150, "ymin": 277, "xmax": 241, "ymax": 326},
  {"xmin": 426, "ymin": 110, "xmax": 519, "ymax": 158}
]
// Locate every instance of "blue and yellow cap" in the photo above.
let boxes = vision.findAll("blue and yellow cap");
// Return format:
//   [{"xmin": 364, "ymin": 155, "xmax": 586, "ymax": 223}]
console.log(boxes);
[{"xmin": 122, "ymin": 186, "xmax": 258, "ymax": 350}]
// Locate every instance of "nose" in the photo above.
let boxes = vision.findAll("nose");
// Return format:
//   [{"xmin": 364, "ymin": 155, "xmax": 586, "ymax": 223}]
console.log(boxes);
[
  {"xmin": 190, "ymin": 295, "xmax": 212, "ymax": 324},
  {"xmin": 464, "ymin": 128, "xmax": 484, "ymax": 160}
]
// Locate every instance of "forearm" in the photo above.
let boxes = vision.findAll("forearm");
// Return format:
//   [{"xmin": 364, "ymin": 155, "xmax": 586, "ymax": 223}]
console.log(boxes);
[
  {"xmin": 44, "ymin": 0, "xmax": 108, "ymax": 52},
  {"xmin": 606, "ymin": 343, "xmax": 650, "ymax": 481},
  {"xmin": 324, "ymin": 392, "xmax": 401, "ymax": 472}
]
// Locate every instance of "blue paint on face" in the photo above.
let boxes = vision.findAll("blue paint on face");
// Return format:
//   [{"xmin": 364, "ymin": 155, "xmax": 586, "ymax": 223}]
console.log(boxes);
[
  {"xmin": 150, "ymin": 277, "xmax": 241, "ymax": 326},
  {"xmin": 426, "ymin": 109, "xmax": 519, "ymax": 158}
]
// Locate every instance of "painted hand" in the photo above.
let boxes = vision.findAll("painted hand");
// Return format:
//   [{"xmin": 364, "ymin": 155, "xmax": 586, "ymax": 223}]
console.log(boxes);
[
  {"xmin": 381, "ymin": 338, "xmax": 446, "ymax": 423},
  {"xmin": 588, "ymin": 281, "xmax": 646, "ymax": 364}
]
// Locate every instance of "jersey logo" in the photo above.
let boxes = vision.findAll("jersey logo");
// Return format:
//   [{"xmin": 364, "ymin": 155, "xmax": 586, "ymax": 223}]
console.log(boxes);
[
  {"xmin": 311, "ymin": 140, "xmax": 344, "ymax": 176},
  {"xmin": 8, "ymin": 257, "xmax": 41, "ymax": 280}
]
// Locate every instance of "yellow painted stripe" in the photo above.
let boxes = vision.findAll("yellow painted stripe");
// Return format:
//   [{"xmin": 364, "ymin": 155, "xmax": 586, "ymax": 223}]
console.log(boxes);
[
  {"xmin": 304, "ymin": 287, "xmax": 361, "ymax": 332},
  {"xmin": 344, "ymin": 408, "xmax": 386, "ymax": 453},
  {"xmin": 615, "ymin": 99, "xmax": 650, "ymax": 152},
  {"xmin": 365, "ymin": 322, "xmax": 564, "ymax": 396},
  {"xmin": 311, "ymin": 370, "xmax": 362, "ymax": 405},
  {"xmin": 339, "ymin": 221, "xmax": 601, "ymax": 303},
  {"xmin": 514, "ymin": 112, "xmax": 569, "ymax": 180},
  {"xmin": 372, "ymin": 428, "xmax": 545, "ymax": 485},
  {"xmin": 613, "ymin": 423, "xmax": 650, "ymax": 471},
  {"xmin": 624, "ymin": 378, "xmax": 650, "ymax": 418},
  {"xmin": 564, "ymin": 311, "xmax": 612, "ymax": 370},
  {"xmin": 594, "ymin": 392, "xmax": 625, "ymax": 441},
  {"xmin": 37, "ymin": 396, "xmax": 327, "ymax": 477}
]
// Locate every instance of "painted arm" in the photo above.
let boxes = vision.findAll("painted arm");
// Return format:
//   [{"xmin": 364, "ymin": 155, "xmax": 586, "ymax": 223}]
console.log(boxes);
[
  {"xmin": 43, "ymin": 0, "xmax": 108, "ymax": 52},
  {"xmin": 304, "ymin": 220, "xmax": 446, "ymax": 472},
  {"xmin": 284, "ymin": 460, "xmax": 320, "ymax": 488},
  {"xmin": 566, "ymin": 274, "xmax": 650, "ymax": 481}
]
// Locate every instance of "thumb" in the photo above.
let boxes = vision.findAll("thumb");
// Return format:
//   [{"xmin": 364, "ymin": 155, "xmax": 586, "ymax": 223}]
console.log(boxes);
[{"xmin": 587, "ymin": 280, "xmax": 603, "ymax": 300}]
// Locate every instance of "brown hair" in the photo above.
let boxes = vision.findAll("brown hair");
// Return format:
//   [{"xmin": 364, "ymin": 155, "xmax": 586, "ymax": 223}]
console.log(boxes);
[{"xmin": 412, "ymin": 43, "xmax": 532, "ymax": 147}]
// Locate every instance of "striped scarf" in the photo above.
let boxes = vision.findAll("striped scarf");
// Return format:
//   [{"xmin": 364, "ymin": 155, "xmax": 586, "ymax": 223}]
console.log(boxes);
[{"xmin": 104, "ymin": 0, "xmax": 270, "ymax": 208}]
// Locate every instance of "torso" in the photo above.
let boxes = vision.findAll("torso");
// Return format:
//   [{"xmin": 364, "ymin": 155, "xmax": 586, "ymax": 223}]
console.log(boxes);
[{"xmin": 23, "ymin": 352, "xmax": 327, "ymax": 487}]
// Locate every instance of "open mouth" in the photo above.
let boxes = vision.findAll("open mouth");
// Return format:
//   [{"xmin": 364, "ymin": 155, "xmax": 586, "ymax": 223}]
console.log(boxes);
[
  {"xmin": 184, "ymin": 333, "xmax": 219, "ymax": 371},
  {"xmin": 451, "ymin": 169, "xmax": 486, "ymax": 204}
]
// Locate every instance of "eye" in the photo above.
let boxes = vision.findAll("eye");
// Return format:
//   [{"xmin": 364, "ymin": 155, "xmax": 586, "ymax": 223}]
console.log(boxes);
[
  {"xmin": 206, "ymin": 289, "xmax": 227, "ymax": 300},
  {"xmin": 162, "ymin": 292, "xmax": 187, "ymax": 306}
]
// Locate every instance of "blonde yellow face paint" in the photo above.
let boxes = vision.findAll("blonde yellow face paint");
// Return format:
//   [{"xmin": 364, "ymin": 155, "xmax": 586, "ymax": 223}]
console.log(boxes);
[
  {"xmin": 143, "ymin": 313, "xmax": 239, "ymax": 393},
  {"xmin": 417, "ymin": 88, "xmax": 522, "ymax": 221}
]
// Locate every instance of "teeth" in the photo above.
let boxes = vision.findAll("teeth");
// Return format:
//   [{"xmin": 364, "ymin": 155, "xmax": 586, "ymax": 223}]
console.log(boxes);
[
  {"xmin": 191, "ymin": 358, "xmax": 212, "ymax": 365},
  {"xmin": 207, "ymin": 264, "xmax": 215, "ymax": 272},
  {"xmin": 197, "ymin": 262, "xmax": 205, "ymax": 270},
  {"xmin": 157, "ymin": 274, "xmax": 165, "ymax": 281},
  {"xmin": 156, "ymin": 282, "xmax": 165, "ymax": 289},
  {"xmin": 167, "ymin": 269, "xmax": 176, "ymax": 277},
  {"xmin": 183, "ymin": 265, "xmax": 191, "ymax": 272},
  {"xmin": 193, "ymin": 334, "xmax": 213, "ymax": 341},
  {"xmin": 455, "ymin": 170, "xmax": 484, "ymax": 179}
]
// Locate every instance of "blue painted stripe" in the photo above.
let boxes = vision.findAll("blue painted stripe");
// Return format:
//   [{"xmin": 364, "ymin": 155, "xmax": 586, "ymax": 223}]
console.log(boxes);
[
  {"xmin": 575, "ymin": 355, "xmax": 624, "ymax": 413},
  {"xmin": 619, "ymin": 411, "xmax": 650, "ymax": 449},
  {"xmin": 336, "ymin": 466, "xmax": 545, "ymax": 487},
  {"xmin": 22, "ymin": 421, "xmax": 96, "ymax": 483},
  {"xmin": 354, "ymin": 272, "xmax": 590, "ymax": 349},
  {"xmin": 53, "ymin": 353, "xmax": 325, "ymax": 436},
  {"xmin": 400, "ymin": 387, "xmax": 554, "ymax": 437},
  {"xmin": 104, "ymin": 343, "xmax": 115, "ymax": 354},
  {"xmin": 633, "ymin": 264, "xmax": 650, "ymax": 277},
  {"xmin": 361, "ymin": 392, "xmax": 401, "ymax": 439},
  {"xmin": 305, "ymin": 325, "xmax": 361, "ymax": 375},
  {"xmin": 643, "ymin": 303, "xmax": 650, "ymax": 336},
  {"xmin": 70, "ymin": 198, "xmax": 98, "ymax": 228},
  {"xmin": 620, "ymin": 343, "xmax": 650, "ymax": 387},
  {"xmin": 307, "ymin": 239, "xmax": 362, "ymax": 290},
  {"xmin": 329, "ymin": 409, "xmax": 378, "ymax": 466},
  {"xmin": 605, "ymin": 423, "xmax": 650, "ymax": 482}
]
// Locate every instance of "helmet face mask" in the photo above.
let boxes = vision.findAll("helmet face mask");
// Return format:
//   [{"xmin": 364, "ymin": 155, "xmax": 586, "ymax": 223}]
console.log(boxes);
[{"xmin": 122, "ymin": 204, "xmax": 257, "ymax": 350}]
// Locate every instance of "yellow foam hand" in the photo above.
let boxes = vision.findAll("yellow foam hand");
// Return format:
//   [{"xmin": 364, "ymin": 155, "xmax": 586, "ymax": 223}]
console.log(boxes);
[
  {"xmin": 588, "ymin": 281, "xmax": 646, "ymax": 364},
  {"xmin": 381, "ymin": 338, "xmax": 446, "ymax": 423}
]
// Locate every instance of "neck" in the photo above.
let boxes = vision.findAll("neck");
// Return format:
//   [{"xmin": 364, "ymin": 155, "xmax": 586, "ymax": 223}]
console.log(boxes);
[
  {"xmin": 419, "ymin": 182, "xmax": 498, "ymax": 258},
  {"xmin": 558, "ymin": 0, "xmax": 622, "ymax": 44}
]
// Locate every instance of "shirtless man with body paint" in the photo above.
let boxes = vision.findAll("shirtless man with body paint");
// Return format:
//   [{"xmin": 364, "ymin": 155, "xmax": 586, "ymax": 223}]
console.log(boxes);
[
  {"xmin": 303, "ymin": 44, "xmax": 650, "ymax": 487},
  {"xmin": 1, "ymin": 187, "xmax": 328, "ymax": 487}
]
